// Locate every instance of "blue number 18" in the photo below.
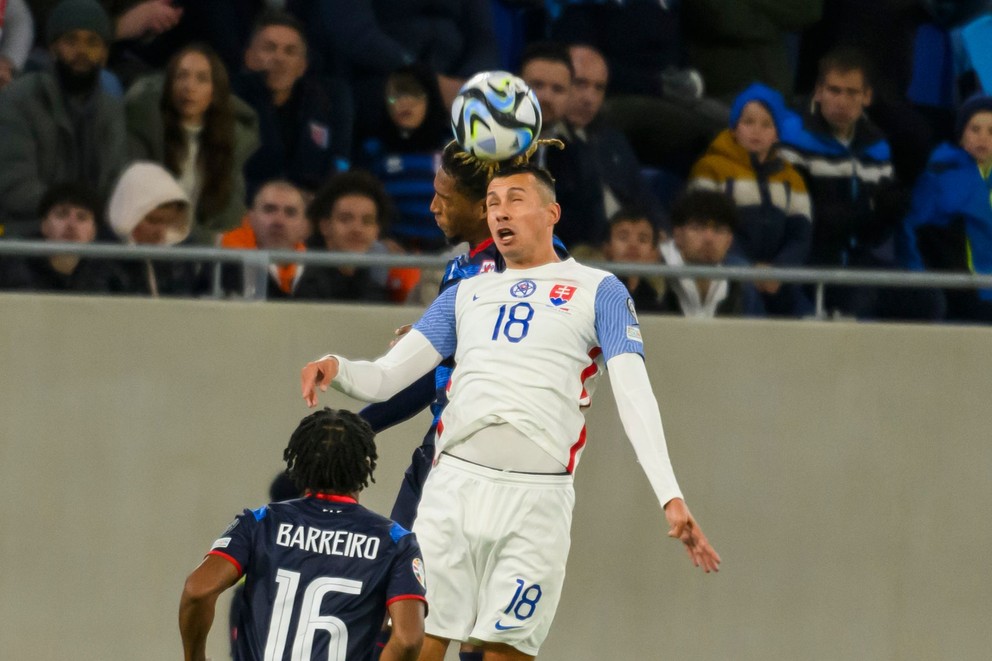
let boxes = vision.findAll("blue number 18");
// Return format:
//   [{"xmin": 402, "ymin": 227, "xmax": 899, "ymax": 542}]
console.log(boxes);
[{"xmin": 491, "ymin": 303, "xmax": 534, "ymax": 343}]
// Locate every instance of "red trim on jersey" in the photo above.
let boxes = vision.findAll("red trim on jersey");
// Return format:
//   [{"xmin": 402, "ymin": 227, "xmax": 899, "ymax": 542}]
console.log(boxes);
[
  {"xmin": 307, "ymin": 493, "xmax": 358, "ymax": 503},
  {"xmin": 386, "ymin": 594, "xmax": 428, "ymax": 608},
  {"xmin": 435, "ymin": 419, "xmax": 444, "ymax": 439},
  {"xmin": 567, "ymin": 426, "xmax": 587, "ymax": 474},
  {"xmin": 208, "ymin": 550, "xmax": 243, "ymax": 577},
  {"xmin": 578, "ymin": 347, "xmax": 603, "ymax": 402},
  {"xmin": 469, "ymin": 238, "xmax": 494, "ymax": 257}
]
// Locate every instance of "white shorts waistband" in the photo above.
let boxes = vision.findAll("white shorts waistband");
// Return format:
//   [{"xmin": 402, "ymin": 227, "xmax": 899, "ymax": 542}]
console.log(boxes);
[{"xmin": 437, "ymin": 452, "xmax": 574, "ymax": 487}]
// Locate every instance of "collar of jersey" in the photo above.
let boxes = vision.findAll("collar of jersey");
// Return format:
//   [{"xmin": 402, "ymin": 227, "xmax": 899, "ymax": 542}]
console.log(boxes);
[
  {"xmin": 307, "ymin": 492, "xmax": 357, "ymax": 504},
  {"xmin": 469, "ymin": 238, "xmax": 494, "ymax": 257},
  {"xmin": 503, "ymin": 257, "xmax": 573, "ymax": 274}
]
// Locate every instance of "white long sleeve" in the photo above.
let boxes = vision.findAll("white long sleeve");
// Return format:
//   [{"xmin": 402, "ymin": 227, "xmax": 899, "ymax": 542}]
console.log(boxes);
[
  {"xmin": 329, "ymin": 329, "xmax": 443, "ymax": 403},
  {"xmin": 607, "ymin": 352, "xmax": 684, "ymax": 509}
]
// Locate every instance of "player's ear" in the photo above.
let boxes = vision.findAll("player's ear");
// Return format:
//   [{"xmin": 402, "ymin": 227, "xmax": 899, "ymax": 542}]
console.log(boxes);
[{"xmin": 546, "ymin": 201, "xmax": 561, "ymax": 227}]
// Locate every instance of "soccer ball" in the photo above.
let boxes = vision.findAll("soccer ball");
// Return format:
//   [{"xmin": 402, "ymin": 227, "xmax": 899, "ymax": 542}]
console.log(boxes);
[{"xmin": 450, "ymin": 71, "xmax": 542, "ymax": 161}]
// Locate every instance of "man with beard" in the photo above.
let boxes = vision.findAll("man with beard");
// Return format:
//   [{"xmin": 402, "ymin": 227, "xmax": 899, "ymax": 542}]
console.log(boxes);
[{"xmin": 0, "ymin": 0, "xmax": 127, "ymax": 238}]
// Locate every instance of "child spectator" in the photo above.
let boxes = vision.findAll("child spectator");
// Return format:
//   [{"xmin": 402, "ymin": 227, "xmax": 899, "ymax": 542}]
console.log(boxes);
[
  {"xmin": 601, "ymin": 209, "xmax": 667, "ymax": 313},
  {"xmin": 358, "ymin": 64, "xmax": 449, "ymax": 251},
  {"xmin": 899, "ymin": 95, "xmax": 992, "ymax": 322},
  {"xmin": 126, "ymin": 43, "xmax": 259, "ymax": 243},
  {"xmin": 106, "ymin": 161, "xmax": 199, "ymax": 297},
  {"xmin": 659, "ymin": 189, "xmax": 745, "ymax": 318},
  {"xmin": 689, "ymin": 82, "xmax": 812, "ymax": 316},
  {"xmin": 0, "ymin": 183, "xmax": 128, "ymax": 293}
]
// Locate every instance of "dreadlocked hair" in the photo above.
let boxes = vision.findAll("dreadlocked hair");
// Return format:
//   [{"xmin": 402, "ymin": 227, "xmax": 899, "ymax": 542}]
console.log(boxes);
[
  {"xmin": 509, "ymin": 137, "xmax": 564, "ymax": 168},
  {"xmin": 283, "ymin": 408, "xmax": 378, "ymax": 496},
  {"xmin": 441, "ymin": 140, "xmax": 493, "ymax": 202},
  {"xmin": 443, "ymin": 138, "xmax": 565, "ymax": 187}
]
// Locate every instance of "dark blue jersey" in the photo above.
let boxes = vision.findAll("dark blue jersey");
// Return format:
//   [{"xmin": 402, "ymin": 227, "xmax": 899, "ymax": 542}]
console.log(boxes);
[{"xmin": 208, "ymin": 494, "xmax": 427, "ymax": 661}]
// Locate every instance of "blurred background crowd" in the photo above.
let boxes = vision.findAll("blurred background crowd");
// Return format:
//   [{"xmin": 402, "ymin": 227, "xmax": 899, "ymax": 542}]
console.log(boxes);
[{"xmin": 1, "ymin": 0, "xmax": 991, "ymax": 323}]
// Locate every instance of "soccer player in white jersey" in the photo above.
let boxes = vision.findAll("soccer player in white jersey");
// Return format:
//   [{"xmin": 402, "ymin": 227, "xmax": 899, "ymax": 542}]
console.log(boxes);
[{"xmin": 301, "ymin": 163, "xmax": 721, "ymax": 661}]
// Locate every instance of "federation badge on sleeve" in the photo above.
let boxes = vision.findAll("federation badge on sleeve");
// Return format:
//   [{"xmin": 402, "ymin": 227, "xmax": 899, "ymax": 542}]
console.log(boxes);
[
  {"xmin": 412, "ymin": 557, "xmax": 427, "ymax": 589},
  {"xmin": 626, "ymin": 297, "xmax": 639, "ymax": 323},
  {"xmin": 549, "ymin": 284, "xmax": 576, "ymax": 306},
  {"xmin": 480, "ymin": 260, "xmax": 496, "ymax": 273}
]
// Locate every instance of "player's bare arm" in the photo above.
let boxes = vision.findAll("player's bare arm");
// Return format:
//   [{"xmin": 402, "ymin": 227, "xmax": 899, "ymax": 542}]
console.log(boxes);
[
  {"xmin": 381, "ymin": 599, "xmax": 427, "ymax": 661},
  {"xmin": 179, "ymin": 555, "xmax": 240, "ymax": 661},
  {"xmin": 301, "ymin": 355, "xmax": 339, "ymax": 407},
  {"xmin": 665, "ymin": 498, "xmax": 721, "ymax": 573}
]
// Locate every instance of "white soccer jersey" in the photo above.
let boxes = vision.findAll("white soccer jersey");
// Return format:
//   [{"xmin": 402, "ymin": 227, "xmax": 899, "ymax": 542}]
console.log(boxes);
[
  {"xmin": 412, "ymin": 258, "xmax": 642, "ymax": 473},
  {"xmin": 332, "ymin": 257, "xmax": 684, "ymax": 508}
]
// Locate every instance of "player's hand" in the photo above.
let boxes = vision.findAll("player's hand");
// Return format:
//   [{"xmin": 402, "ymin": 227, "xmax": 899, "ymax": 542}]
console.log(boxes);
[
  {"xmin": 664, "ymin": 498, "xmax": 721, "ymax": 573},
  {"xmin": 301, "ymin": 356, "xmax": 339, "ymax": 408},
  {"xmin": 389, "ymin": 324, "xmax": 413, "ymax": 348}
]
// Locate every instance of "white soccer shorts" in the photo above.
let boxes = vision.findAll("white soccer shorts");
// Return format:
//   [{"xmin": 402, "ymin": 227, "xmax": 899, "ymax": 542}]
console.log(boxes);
[{"xmin": 413, "ymin": 453, "xmax": 575, "ymax": 656}]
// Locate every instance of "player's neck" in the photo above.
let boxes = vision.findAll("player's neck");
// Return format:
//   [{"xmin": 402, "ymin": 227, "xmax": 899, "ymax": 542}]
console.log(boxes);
[
  {"xmin": 505, "ymin": 251, "xmax": 562, "ymax": 270},
  {"xmin": 506, "ymin": 255, "xmax": 561, "ymax": 271},
  {"xmin": 466, "ymin": 226, "xmax": 492, "ymax": 249}
]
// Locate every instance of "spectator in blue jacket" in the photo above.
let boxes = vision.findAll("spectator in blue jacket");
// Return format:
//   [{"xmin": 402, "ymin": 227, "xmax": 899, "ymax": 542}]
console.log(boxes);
[
  {"xmin": 689, "ymin": 82, "xmax": 812, "ymax": 317},
  {"xmin": 780, "ymin": 46, "xmax": 943, "ymax": 321},
  {"xmin": 899, "ymin": 95, "xmax": 992, "ymax": 322},
  {"xmin": 233, "ymin": 10, "xmax": 352, "ymax": 199}
]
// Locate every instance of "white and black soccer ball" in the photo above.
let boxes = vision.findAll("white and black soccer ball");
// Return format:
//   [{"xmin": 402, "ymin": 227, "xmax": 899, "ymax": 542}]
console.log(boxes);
[{"xmin": 450, "ymin": 71, "xmax": 542, "ymax": 161}]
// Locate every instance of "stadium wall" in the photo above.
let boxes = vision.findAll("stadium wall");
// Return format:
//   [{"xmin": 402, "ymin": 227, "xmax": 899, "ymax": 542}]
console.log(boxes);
[{"xmin": 1, "ymin": 294, "xmax": 989, "ymax": 661}]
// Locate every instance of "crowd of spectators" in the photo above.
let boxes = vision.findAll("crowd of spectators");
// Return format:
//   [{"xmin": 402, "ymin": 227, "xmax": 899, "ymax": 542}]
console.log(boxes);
[{"xmin": 1, "ymin": 0, "xmax": 991, "ymax": 324}]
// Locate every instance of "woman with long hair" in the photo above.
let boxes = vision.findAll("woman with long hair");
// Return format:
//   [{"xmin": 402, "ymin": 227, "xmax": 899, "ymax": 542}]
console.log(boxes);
[{"xmin": 126, "ymin": 43, "xmax": 259, "ymax": 243}]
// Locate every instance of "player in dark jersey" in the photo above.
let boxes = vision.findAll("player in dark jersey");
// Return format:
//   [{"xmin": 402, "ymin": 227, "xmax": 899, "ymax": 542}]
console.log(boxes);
[
  {"xmin": 360, "ymin": 142, "xmax": 568, "ymax": 531},
  {"xmin": 179, "ymin": 408, "xmax": 427, "ymax": 661}
]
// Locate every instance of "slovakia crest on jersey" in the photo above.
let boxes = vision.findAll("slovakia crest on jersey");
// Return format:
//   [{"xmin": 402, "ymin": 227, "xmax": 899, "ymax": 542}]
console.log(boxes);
[
  {"xmin": 510, "ymin": 280, "xmax": 537, "ymax": 298},
  {"xmin": 549, "ymin": 284, "xmax": 576, "ymax": 306},
  {"xmin": 480, "ymin": 260, "xmax": 496, "ymax": 273}
]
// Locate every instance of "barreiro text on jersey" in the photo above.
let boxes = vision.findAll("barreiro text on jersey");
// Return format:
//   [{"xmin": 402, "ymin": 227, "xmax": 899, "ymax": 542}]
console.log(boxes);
[{"xmin": 275, "ymin": 523, "xmax": 381, "ymax": 559}]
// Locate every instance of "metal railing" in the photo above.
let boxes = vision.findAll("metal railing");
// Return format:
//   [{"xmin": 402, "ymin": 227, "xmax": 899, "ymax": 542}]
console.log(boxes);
[{"xmin": 3, "ymin": 239, "xmax": 992, "ymax": 319}]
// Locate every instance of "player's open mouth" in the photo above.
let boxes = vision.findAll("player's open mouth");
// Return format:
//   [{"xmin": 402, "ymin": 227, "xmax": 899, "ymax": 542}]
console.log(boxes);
[{"xmin": 496, "ymin": 228, "xmax": 514, "ymax": 241}]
